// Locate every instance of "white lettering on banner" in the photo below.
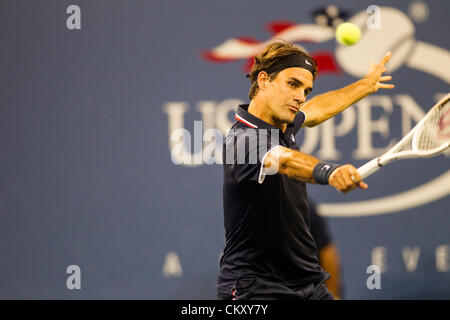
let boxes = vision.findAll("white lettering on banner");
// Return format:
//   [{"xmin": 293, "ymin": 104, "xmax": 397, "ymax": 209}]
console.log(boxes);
[
  {"xmin": 298, "ymin": 126, "xmax": 319, "ymax": 154},
  {"xmin": 367, "ymin": 245, "xmax": 449, "ymax": 274},
  {"xmin": 316, "ymin": 108, "xmax": 356, "ymax": 160},
  {"xmin": 402, "ymin": 246, "xmax": 421, "ymax": 272},
  {"xmin": 163, "ymin": 101, "xmax": 189, "ymax": 153},
  {"xmin": 215, "ymin": 99, "xmax": 243, "ymax": 135},
  {"xmin": 397, "ymin": 95, "xmax": 450, "ymax": 158},
  {"xmin": 170, "ymin": 126, "xmax": 200, "ymax": 165},
  {"xmin": 164, "ymin": 95, "xmax": 438, "ymax": 165},
  {"xmin": 162, "ymin": 246, "xmax": 450, "ymax": 288},
  {"xmin": 164, "ymin": 94, "xmax": 450, "ymax": 216},
  {"xmin": 371, "ymin": 247, "xmax": 387, "ymax": 273},
  {"xmin": 196, "ymin": 101, "xmax": 217, "ymax": 134},
  {"xmin": 318, "ymin": 170, "xmax": 450, "ymax": 217},
  {"xmin": 163, "ymin": 100, "xmax": 241, "ymax": 166},
  {"xmin": 436, "ymin": 245, "xmax": 450, "ymax": 272},
  {"xmin": 397, "ymin": 94, "xmax": 450, "ymax": 157},
  {"xmin": 313, "ymin": 94, "xmax": 450, "ymax": 217},
  {"xmin": 353, "ymin": 95, "xmax": 396, "ymax": 159},
  {"xmin": 396, "ymin": 94, "xmax": 426, "ymax": 135}
]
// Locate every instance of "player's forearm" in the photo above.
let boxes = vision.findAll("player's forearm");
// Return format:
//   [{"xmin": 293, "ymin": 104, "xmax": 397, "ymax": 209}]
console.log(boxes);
[
  {"xmin": 265, "ymin": 147, "xmax": 320, "ymax": 183},
  {"xmin": 264, "ymin": 147, "xmax": 366, "ymax": 192},
  {"xmin": 302, "ymin": 78, "xmax": 372, "ymax": 127}
]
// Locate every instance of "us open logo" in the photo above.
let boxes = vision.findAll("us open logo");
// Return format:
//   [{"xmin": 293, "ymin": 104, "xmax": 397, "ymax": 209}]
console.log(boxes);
[{"xmin": 163, "ymin": 6, "xmax": 450, "ymax": 217}]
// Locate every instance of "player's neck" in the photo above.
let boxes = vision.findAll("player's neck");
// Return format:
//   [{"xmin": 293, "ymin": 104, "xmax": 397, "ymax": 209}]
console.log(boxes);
[{"xmin": 248, "ymin": 99, "xmax": 287, "ymax": 132}]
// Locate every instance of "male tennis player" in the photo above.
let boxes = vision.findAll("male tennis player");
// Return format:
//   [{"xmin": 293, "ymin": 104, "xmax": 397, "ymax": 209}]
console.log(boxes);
[{"xmin": 217, "ymin": 41, "xmax": 394, "ymax": 300}]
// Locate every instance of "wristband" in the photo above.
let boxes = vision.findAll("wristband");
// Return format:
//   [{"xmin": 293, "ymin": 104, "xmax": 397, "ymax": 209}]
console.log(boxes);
[{"xmin": 313, "ymin": 162, "xmax": 341, "ymax": 185}]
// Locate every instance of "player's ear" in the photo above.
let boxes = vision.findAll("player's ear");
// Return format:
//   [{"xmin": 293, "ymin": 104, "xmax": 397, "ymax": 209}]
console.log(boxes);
[{"xmin": 257, "ymin": 71, "xmax": 269, "ymax": 90}]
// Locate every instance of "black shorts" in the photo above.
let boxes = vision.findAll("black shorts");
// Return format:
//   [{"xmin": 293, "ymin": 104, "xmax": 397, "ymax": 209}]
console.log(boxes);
[{"xmin": 217, "ymin": 277, "xmax": 334, "ymax": 300}]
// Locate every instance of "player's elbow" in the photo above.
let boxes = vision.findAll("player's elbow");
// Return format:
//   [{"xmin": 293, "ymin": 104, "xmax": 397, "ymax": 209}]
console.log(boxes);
[
  {"xmin": 262, "ymin": 146, "xmax": 291, "ymax": 176},
  {"xmin": 302, "ymin": 119, "xmax": 320, "ymax": 128},
  {"xmin": 301, "ymin": 110, "xmax": 322, "ymax": 127}
]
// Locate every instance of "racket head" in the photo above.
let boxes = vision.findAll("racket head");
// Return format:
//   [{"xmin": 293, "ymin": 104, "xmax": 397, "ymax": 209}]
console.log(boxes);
[{"xmin": 412, "ymin": 93, "xmax": 450, "ymax": 155}]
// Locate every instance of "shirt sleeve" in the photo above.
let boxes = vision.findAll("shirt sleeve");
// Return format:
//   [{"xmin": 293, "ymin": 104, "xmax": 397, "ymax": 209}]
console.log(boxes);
[
  {"xmin": 258, "ymin": 145, "xmax": 283, "ymax": 184},
  {"xmin": 292, "ymin": 110, "xmax": 307, "ymax": 135},
  {"xmin": 225, "ymin": 127, "xmax": 279, "ymax": 184}
]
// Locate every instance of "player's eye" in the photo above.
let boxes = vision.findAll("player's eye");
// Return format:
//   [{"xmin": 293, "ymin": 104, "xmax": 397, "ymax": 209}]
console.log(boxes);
[{"xmin": 288, "ymin": 81, "xmax": 297, "ymax": 88}]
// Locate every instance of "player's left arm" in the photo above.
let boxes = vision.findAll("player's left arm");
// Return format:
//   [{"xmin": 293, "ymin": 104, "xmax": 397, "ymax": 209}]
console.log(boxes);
[{"xmin": 301, "ymin": 51, "xmax": 395, "ymax": 128}]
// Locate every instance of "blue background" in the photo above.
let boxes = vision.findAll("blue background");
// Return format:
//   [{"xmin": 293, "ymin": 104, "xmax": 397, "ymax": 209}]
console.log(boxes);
[{"xmin": 0, "ymin": 0, "xmax": 448, "ymax": 299}]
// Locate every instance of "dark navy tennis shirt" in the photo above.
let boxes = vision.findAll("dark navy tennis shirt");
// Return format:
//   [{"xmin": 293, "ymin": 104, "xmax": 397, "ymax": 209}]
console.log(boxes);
[{"xmin": 217, "ymin": 104, "xmax": 328, "ymax": 296}]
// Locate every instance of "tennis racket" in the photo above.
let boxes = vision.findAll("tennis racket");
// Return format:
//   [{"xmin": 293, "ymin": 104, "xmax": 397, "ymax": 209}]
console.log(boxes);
[{"xmin": 357, "ymin": 93, "xmax": 450, "ymax": 179}]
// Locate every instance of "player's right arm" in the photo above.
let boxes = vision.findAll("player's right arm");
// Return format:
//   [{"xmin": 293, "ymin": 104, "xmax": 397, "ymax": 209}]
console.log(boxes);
[{"xmin": 263, "ymin": 146, "xmax": 367, "ymax": 193}]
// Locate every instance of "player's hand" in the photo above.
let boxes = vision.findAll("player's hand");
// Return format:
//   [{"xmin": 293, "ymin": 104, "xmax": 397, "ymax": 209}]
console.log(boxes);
[
  {"xmin": 329, "ymin": 164, "xmax": 368, "ymax": 194},
  {"xmin": 364, "ymin": 51, "xmax": 395, "ymax": 93}
]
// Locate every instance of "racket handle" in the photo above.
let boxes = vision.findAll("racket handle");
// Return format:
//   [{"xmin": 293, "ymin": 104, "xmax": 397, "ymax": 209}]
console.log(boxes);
[{"xmin": 357, "ymin": 158, "xmax": 382, "ymax": 179}]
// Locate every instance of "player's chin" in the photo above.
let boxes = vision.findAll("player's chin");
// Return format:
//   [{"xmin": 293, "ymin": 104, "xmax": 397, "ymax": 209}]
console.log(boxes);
[
  {"xmin": 281, "ymin": 109, "xmax": 297, "ymax": 123},
  {"xmin": 284, "ymin": 113, "xmax": 297, "ymax": 124}
]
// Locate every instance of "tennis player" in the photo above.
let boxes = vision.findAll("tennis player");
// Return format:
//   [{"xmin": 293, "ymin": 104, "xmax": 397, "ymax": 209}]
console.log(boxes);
[{"xmin": 217, "ymin": 41, "xmax": 394, "ymax": 300}]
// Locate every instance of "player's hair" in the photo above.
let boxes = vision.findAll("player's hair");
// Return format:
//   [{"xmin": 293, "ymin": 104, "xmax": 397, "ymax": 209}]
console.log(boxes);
[{"xmin": 248, "ymin": 41, "xmax": 318, "ymax": 100}]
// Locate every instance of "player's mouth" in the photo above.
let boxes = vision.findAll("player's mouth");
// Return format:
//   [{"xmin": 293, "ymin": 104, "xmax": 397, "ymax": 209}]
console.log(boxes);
[{"xmin": 287, "ymin": 105, "xmax": 299, "ymax": 112}]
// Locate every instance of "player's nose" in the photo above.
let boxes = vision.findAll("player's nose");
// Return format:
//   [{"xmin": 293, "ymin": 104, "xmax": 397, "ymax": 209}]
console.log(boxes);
[{"xmin": 293, "ymin": 90, "xmax": 306, "ymax": 105}]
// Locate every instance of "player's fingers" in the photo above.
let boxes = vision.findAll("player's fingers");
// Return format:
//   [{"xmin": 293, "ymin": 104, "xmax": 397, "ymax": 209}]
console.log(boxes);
[
  {"xmin": 349, "ymin": 170, "xmax": 368, "ymax": 190},
  {"xmin": 375, "ymin": 68, "xmax": 387, "ymax": 78},
  {"xmin": 375, "ymin": 58, "xmax": 391, "ymax": 77},
  {"xmin": 344, "ymin": 184, "xmax": 357, "ymax": 194},
  {"xmin": 345, "ymin": 170, "xmax": 362, "ymax": 193},
  {"xmin": 368, "ymin": 61, "xmax": 376, "ymax": 73},
  {"xmin": 347, "ymin": 168, "xmax": 367, "ymax": 191},
  {"xmin": 357, "ymin": 181, "xmax": 369, "ymax": 189},
  {"xmin": 378, "ymin": 51, "xmax": 392, "ymax": 67},
  {"xmin": 351, "ymin": 170, "xmax": 363, "ymax": 183},
  {"xmin": 340, "ymin": 168, "xmax": 359, "ymax": 193},
  {"xmin": 379, "ymin": 75, "xmax": 392, "ymax": 82},
  {"xmin": 330, "ymin": 172, "xmax": 347, "ymax": 192},
  {"xmin": 335, "ymin": 175, "xmax": 347, "ymax": 192},
  {"xmin": 342, "ymin": 171, "xmax": 355, "ymax": 189},
  {"xmin": 345, "ymin": 174, "xmax": 359, "ymax": 193},
  {"xmin": 378, "ymin": 83, "xmax": 395, "ymax": 89}
]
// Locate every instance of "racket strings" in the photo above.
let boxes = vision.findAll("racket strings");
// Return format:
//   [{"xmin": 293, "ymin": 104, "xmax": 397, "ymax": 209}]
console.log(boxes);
[{"xmin": 415, "ymin": 99, "xmax": 450, "ymax": 151}]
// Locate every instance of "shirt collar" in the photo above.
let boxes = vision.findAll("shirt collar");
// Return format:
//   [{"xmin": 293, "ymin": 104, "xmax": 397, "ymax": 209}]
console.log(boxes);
[{"xmin": 235, "ymin": 104, "xmax": 295, "ymax": 130}]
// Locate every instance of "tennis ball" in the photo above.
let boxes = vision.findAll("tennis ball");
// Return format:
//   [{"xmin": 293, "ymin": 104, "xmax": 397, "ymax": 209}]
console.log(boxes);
[{"xmin": 335, "ymin": 22, "xmax": 362, "ymax": 46}]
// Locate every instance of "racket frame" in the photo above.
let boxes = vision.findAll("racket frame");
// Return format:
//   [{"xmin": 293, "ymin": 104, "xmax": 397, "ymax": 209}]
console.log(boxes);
[{"xmin": 357, "ymin": 93, "xmax": 450, "ymax": 179}]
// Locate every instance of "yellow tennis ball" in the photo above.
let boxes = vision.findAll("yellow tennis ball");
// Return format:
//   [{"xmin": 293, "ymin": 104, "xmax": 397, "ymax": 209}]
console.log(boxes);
[{"xmin": 335, "ymin": 22, "xmax": 362, "ymax": 46}]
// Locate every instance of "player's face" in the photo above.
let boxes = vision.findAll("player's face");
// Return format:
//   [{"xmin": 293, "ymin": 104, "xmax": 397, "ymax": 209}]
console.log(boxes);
[{"xmin": 262, "ymin": 67, "xmax": 313, "ymax": 125}]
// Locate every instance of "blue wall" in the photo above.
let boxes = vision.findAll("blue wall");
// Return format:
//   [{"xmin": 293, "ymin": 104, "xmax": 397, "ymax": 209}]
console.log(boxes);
[{"xmin": 0, "ymin": 0, "xmax": 448, "ymax": 299}]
